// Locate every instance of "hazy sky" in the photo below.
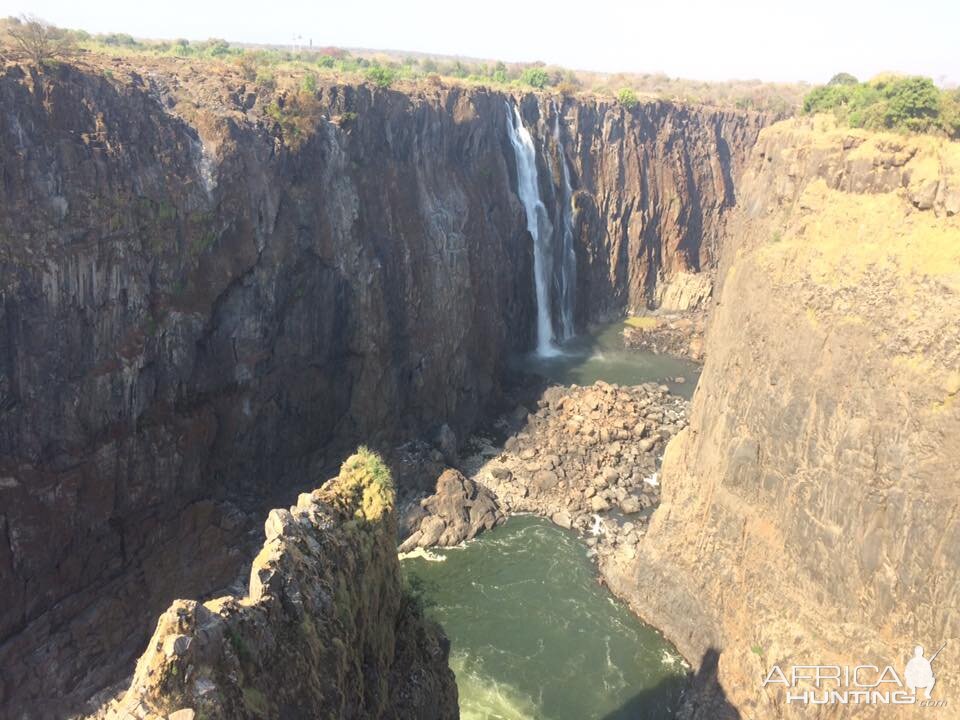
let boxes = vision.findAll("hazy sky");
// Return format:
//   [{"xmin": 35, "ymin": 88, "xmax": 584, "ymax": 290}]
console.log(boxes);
[{"xmin": 4, "ymin": 0, "xmax": 958, "ymax": 84}]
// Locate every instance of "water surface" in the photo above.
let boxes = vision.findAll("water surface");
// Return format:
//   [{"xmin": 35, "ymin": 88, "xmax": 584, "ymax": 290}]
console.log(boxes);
[
  {"xmin": 515, "ymin": 321, "xmax": 701, "ymax": 399},
  {"xmin": 402, "ymin": 516, "xmax": 687, "ymax": 719}
]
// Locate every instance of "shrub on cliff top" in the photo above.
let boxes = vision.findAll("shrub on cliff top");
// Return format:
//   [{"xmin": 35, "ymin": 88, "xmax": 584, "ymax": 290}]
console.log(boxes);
[
  {"xmin": 1, "ymin": 15, "xmax": 77, "ymax": 65},
  {"xmin": 617, "ymin": 88, "xmax": 639, "ymax": 108},
  {"xmin": 301, "ymin": 72, "xmax": 318, "ymax": 94},
  {"xmin": 365, "ymin": 64, "xmax": 396, "ymax": 89},
  {"xmin": 521, "ymin": 67, "xmax": 551, "ymax": 89},
  {"xmin": 803, "ymin": 73, "xmax": 955, "ymax": 138}
]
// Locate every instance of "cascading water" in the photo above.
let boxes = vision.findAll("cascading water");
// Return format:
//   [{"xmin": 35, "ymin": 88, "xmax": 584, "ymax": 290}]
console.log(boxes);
[
  {"xmin": 553, "ymin": 113, "xmax": 577, "ymax": 341},
  {"xmin": 506, "ymin": 103, "xmax": 558, "ymax": 356}
]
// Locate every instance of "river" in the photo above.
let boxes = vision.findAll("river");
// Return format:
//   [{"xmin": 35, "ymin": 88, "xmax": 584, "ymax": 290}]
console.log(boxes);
[{"xmin": 402, "ymin": 516, "xmax": 688, "ymax": 719}]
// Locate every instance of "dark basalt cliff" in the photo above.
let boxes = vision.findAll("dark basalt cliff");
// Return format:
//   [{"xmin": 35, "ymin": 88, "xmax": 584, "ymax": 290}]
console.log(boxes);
[{"xmin": 0, "ymin": 58, "xmax": 764, "ymax": 717}]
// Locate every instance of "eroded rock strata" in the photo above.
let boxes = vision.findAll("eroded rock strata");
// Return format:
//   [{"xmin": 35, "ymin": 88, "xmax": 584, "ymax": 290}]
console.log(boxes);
[
  {"xmin": 0, "ymin": 56, "xmax": 765, "ymax": 716},
  {"xmin": 605, "ymin": 119, "xmax": 960, "ymax": 717},
  {"xmin": 90, "ymin": 449, "xmax": 458, "ymax": 720}
]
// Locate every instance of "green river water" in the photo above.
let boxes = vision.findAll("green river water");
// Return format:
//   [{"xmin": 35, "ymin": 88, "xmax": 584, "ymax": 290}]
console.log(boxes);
[
  {"xmin": 516, "ymin": 321, "xmax": 701, "ymax": 400},
  {"xmin": 402, "ymin": 517, "xmax": 689, "ymax": 720},
  {"xmin": 402, "ymin": 321, "xmax": 697, "ymax": 719}
]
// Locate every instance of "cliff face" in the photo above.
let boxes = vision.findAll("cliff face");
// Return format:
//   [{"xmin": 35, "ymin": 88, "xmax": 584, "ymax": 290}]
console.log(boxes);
[
  {"xmin": 92, "ymin": 448, "xmax": 458, "ymax": 720},
  {"xmin": 517, "ymin": 96, "xmax": 765, "ymax": 322},
  {"xmin": 606, "ymin": 118, "xmax": 960, "ymax": 716},
  {"xmin": 0, "ymin": 57, "xmax": 763, "ymax": 716}
]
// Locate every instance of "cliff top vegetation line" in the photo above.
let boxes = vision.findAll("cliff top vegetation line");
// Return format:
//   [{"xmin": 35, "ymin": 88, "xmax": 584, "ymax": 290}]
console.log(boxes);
[
  {"xmin": 803, "ymin": 72, "xmax": 960, "ymax": 139},
  {"xmin": 0, "ymin": 14, "xmax": 805, "ymax": 113}
]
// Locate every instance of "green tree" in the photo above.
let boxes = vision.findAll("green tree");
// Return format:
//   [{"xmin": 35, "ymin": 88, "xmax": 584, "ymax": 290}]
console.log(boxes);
[
  {"xmin": 521, "ymin": 67, "xmax": 550, "ymax": 89},
  {"xmin": 882, "ymin": 76, "xmax": 941, "ymax": 130},
  {"xmin": 616, "ymin": 88, "xmax": 639, "ymax": 108},
  {"xmin": 828, "ymin": 72, "xmax": 858, "ymax": 86},
  {"xmin": 941, "ymin": 89, "xmax": 960, "ymax": 138},
  {"xmin": 203, "ymin": 38, "xmax": 231, "ymax": 57},
  {"xmin": 802, "ymin": 84, "xmax": 852, "ymax": 114},
  {"xmin": 365, "ymin": 64, "xmax": 396, "ymax": 89}
]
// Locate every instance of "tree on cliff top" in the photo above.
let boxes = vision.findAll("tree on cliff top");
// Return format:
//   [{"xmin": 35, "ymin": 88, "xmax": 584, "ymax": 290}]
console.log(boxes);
[
  {"xmin": 2, "ymin": 15, "xmax": 77, "ymax": 65},
  {"xmin": 828, "ymin": 72, "xmax": 859, "ymax": 86},
  {"xmin": 804, "ymin": 73, "xmax": 955, "ymax": 138}
]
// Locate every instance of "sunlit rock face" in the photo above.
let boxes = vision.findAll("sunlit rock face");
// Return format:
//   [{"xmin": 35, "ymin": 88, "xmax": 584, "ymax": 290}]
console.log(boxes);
[{"xmin": 608, "ymin": 119, "xmax": 960, "ymax": 718}]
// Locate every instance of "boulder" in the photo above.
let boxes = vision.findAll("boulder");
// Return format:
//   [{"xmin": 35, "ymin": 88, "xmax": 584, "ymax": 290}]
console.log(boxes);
[
  {"xmin": 551, "ymin": 511, "xmax": 573, "ymax": 529},
  {"xmin": 418, "ymin": 516, "xmax": 447, "ymax": 547},
  {"xmin": 408, "ymin": 469, "xmax": 504, "ymax": 548},
  {"xmin": 531, "ymin": 469, "xmax": 560, "ymax": 492},
  {"xmin": 591, "ymin": 496, "xmax": 611, "ymax": 512},
  {"xmin": 619, "ymin": 496, "xmax": 642, "ymax": 515}
]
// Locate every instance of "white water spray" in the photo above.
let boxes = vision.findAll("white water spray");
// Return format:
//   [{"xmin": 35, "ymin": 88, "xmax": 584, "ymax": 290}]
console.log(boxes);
[
  {"xmin": 506, "ymin": 103, "xmax": 558, "ymax": 356},
  {"xmin": 554, "ymin": 112, "xmax": 577, "ymax": 340}
]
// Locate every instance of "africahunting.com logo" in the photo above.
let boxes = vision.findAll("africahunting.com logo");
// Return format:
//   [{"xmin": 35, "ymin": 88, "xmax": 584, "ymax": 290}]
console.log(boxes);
[{"xmin": 761, "ymin": 643, "xmax": 948, "ymax": 707}]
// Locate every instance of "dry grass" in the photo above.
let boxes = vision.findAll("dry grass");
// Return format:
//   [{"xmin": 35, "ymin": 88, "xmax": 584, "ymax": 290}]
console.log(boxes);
[{"xmin": 624, "ymin": 316, "xmax": 661, "ymax": 330}]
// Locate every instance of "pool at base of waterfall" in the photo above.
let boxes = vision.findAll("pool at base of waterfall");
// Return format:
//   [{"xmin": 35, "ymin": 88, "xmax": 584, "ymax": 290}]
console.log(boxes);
[
  {"xmin": 401, "ymin": 516, "xmax": 688, "ymax": 720},
  {"xmin": 514, "ymin": 321, "xmax": 702, "ymax": 400}
]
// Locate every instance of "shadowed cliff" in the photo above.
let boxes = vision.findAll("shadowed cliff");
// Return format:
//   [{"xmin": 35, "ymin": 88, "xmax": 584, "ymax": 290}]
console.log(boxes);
[{"xmin": 0, "ymin": 57, "xmax": 764, "ymax": 716}]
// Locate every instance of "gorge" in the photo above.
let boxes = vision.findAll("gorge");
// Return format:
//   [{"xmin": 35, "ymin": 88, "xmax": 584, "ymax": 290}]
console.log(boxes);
[{"xmin": 0, "ymin": 49, "xmax": 958, "ymax": 720}]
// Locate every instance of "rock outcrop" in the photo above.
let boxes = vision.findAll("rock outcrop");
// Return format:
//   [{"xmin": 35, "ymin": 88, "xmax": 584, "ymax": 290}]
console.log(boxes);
[
  {"xmin": 0, "ymin": 56, "xmax": 764, "ymax": 715},
  {"xmin": 398, "ymin": 468, "xmax": 504, "ymax": 551},
  {"xmin": 623, "ymin": 312, "xmax": 708, "ymax": 361},
  {"xmin": 90, "ymin": 449, "xmax": 458, "ymax": 720},
  {"xmin": 607, "ymin": 117, "xmax": 960, "ymax": 716}
]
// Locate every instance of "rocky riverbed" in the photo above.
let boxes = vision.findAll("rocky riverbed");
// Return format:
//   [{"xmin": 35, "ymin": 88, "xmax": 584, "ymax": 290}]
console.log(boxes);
[
  {"xmin": 623, "ymin": 312, "xmax": 708, "ymax": 362},
  {"xmin": 398, "ymin": 380, "xmax": 688, "ymax": 565}
]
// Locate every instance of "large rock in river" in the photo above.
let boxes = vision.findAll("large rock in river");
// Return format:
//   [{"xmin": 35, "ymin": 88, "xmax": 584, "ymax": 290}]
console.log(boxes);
[{"xmin": 399, "ymin": 469, "xmax": 504, "ymax": 550}]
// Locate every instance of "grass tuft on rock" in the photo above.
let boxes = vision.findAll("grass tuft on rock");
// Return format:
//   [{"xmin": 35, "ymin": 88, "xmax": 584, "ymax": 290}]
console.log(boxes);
[{"xmin": 330, "ymin": 446, "xmax": 394, "ymax": 523}]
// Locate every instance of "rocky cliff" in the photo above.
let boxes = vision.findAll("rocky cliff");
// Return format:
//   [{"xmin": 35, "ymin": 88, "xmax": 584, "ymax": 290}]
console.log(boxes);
[
  {"xmin": 0, "ymin": 55, "xmax": 763, "ymax": 716},
  {"xmin": 606, "ymin": 117, "xmax": 960, "ymax": 717},
  {"xmin": 518, "ymin": 95, "xmax": 765, "ymax": 322},
  {"xmin": 91, "ymin": 448, "xmax": 457, "ymax": 720}
]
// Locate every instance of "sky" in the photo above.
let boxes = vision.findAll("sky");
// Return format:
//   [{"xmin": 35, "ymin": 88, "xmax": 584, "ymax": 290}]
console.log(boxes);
[{"xmin": 2, "ymin": 0, "xmax": 958, "ymax": 85}]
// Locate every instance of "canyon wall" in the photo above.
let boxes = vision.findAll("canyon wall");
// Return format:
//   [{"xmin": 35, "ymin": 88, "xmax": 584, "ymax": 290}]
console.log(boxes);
[
  {"xmin": 607, "ymin": 117, "xmax": 960, "ymax": 717},
  {"xmin": 93, "ymin": 448, "xmax": 458, "ymax": 720},
  {"xmin": 518, "ymin": 95, "xmax": 765, "ymax": 323},
  {"xmin": 0, "ymin": 57, "xmax": 762, "ymax": 716}
]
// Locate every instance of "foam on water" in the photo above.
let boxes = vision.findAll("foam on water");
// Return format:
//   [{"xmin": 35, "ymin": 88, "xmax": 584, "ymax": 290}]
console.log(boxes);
[{"xmin": 398, "ymin": 547, "xmax": 448, "ymax": 562}]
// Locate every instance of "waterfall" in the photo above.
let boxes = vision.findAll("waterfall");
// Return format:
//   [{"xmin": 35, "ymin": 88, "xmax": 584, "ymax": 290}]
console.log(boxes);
[
  {"xmin": 554, "ymin": 113, "xmax": 577, "ymax": 341},
  {"xmin": 506, "ymin": 103, "xmax": 558, "ymax": 356}
]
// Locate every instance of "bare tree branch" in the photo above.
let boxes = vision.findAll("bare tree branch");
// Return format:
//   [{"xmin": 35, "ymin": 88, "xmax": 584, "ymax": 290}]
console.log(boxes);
[{"xmin": 3, "ymin": 14, "xmax": 77, "ymax": 65}]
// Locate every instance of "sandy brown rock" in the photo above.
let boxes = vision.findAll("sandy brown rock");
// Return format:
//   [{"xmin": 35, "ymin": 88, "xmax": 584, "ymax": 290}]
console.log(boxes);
[
  {"xmin": 466, "ymin": 381, "xmax": 687, "ymax": 556},
  {"xmin": 623, "ymin": 312, "xmax": 708, "ymax": 361},
  {"xmin": 608, "ymin": 117, "xmax": 960, "ymax": 718}
]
